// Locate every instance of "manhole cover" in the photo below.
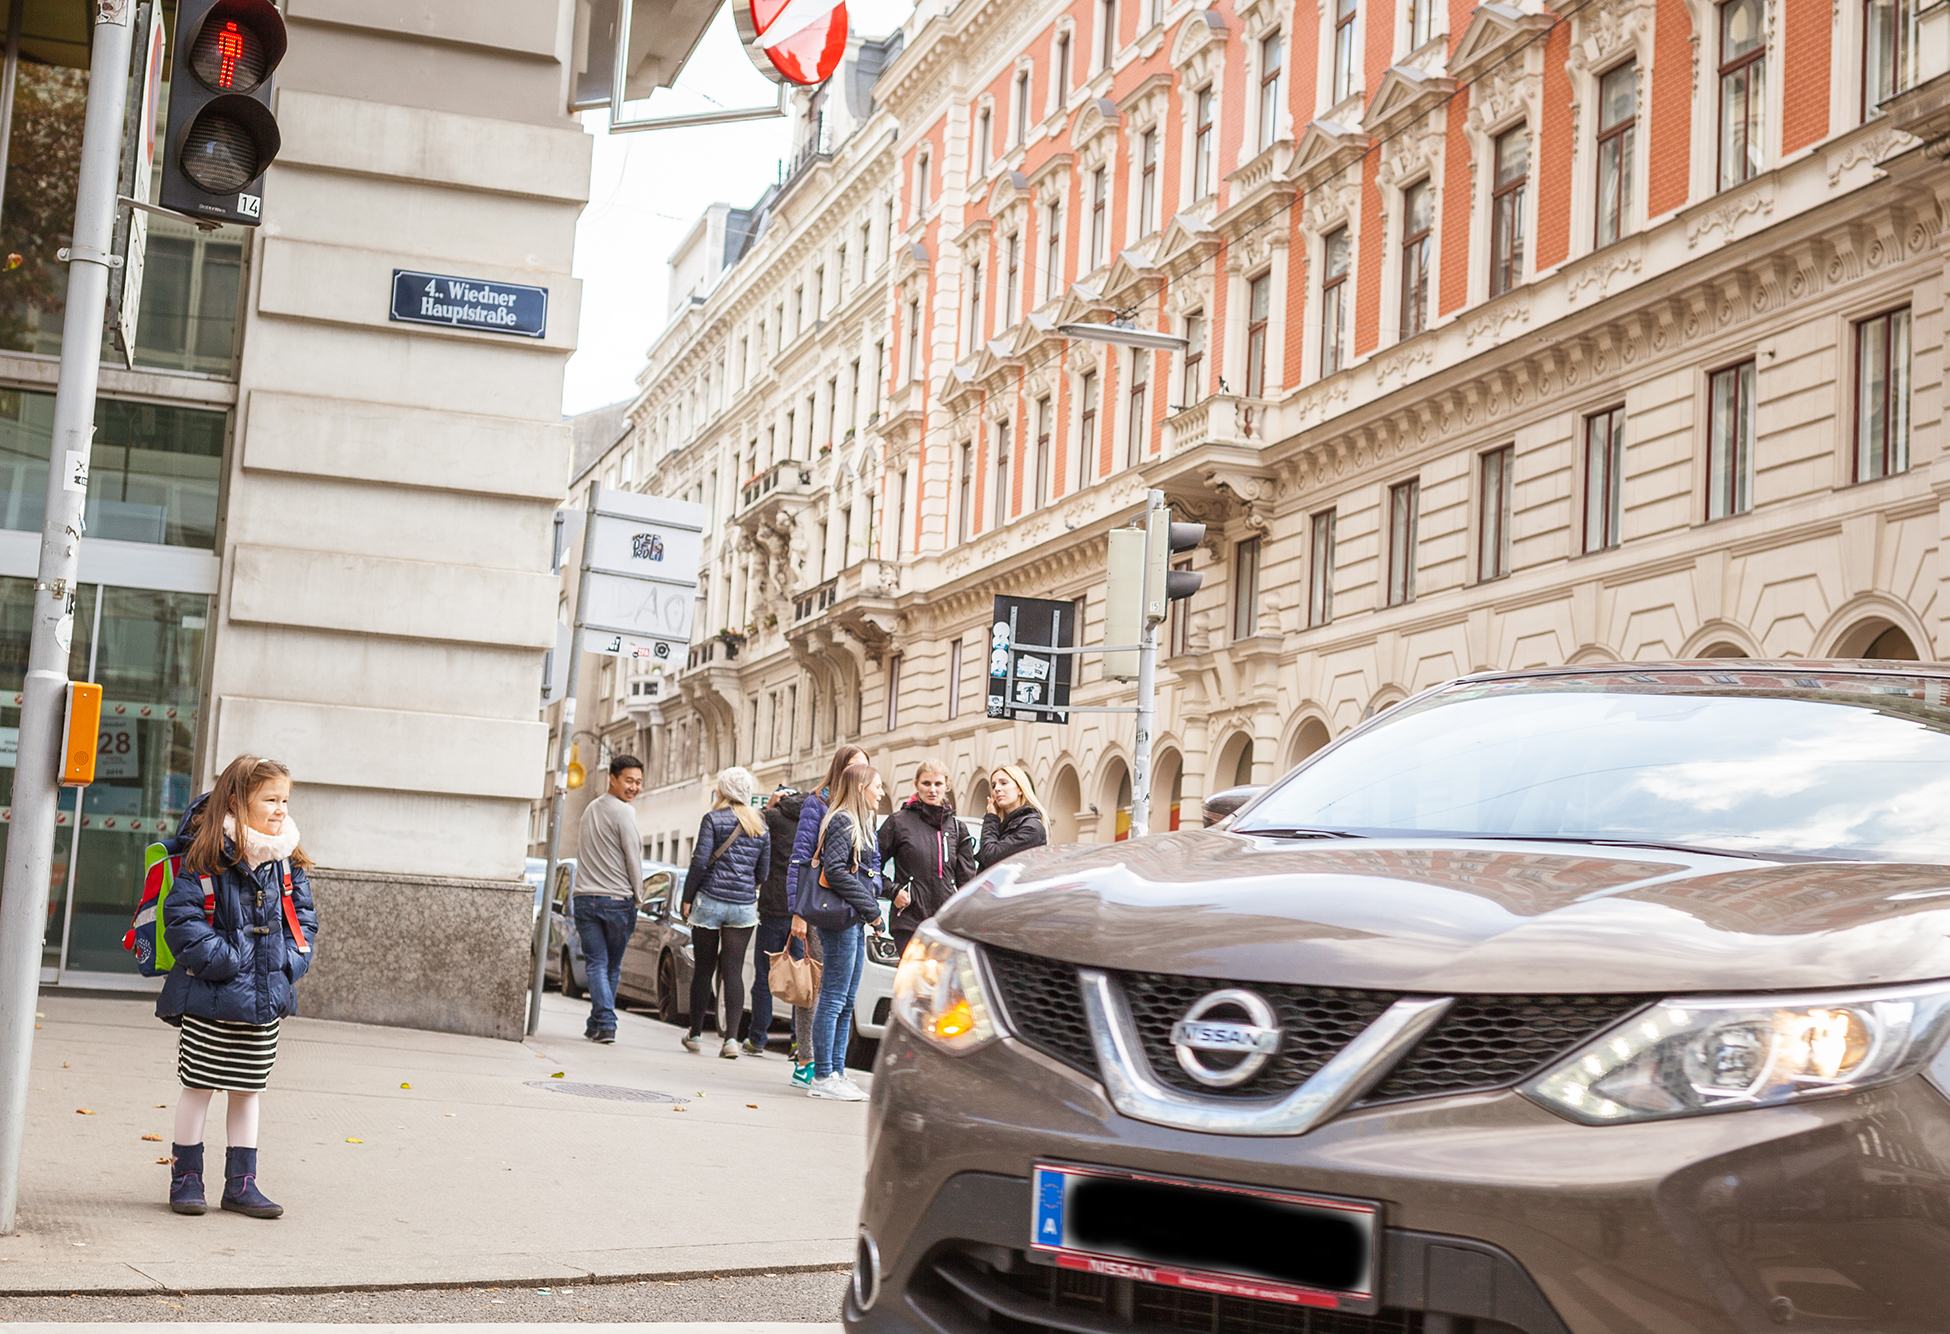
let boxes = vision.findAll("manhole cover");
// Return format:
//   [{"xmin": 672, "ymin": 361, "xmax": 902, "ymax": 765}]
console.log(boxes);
[{"xmin": 525, "ymin": 1081, "xmax": 688, "ymax": 1104}]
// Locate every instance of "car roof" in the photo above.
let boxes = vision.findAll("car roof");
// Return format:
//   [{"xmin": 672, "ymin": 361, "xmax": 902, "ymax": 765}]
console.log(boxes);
[{"xmin": 1455, "ymin": 659, "xmax": 1949, "ymax": 688}]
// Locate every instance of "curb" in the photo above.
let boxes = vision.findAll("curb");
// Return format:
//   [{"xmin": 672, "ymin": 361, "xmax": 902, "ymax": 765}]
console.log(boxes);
[{"xmin": 0, "ymin": 1259, "xmax": 853, "ymax": 1299}]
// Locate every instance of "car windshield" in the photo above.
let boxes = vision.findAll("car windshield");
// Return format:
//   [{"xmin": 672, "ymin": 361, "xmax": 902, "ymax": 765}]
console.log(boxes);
[{"xmin": 1235, "ymin": 676, "xmax": 1950, "ymax": 862}]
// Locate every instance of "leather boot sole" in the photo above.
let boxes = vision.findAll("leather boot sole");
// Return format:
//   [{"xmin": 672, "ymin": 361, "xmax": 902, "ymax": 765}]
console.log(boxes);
[{"xmin": 169, "ymin": 1200, "xmax": 206, "ymax": 1216}]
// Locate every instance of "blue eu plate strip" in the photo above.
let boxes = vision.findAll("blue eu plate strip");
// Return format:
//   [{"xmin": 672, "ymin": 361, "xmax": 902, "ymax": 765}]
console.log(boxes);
[{"xmin": 1032, "ymin": 1166, "xmax": 1065, "ymax": 1248}]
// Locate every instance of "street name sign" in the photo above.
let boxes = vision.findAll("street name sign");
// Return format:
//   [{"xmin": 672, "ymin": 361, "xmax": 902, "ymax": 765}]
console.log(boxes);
[{"xmin": 389, "ymin": 270, "xmax": 548, "ymax": 338}]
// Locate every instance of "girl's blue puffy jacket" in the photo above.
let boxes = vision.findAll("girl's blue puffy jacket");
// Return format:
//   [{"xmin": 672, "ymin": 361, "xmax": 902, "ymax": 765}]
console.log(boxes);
[
  {"xmin": 784, "ymin": 790, "xmax": 828, "ymax": 913},
  {"xmin": 683, "ymin": 808, "xmax": 771, "ymax": 909},
  {"xmin": 155, "ymin": 809, "xmax": 319, "ymax": 1026}
]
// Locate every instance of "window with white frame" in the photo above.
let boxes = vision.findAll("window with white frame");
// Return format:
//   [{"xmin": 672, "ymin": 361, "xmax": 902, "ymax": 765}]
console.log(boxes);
[
  {"xmin": 916, "ymin": 150, "xmax": 931, "ymax": 213},
  {"xmin": 1718, "ymin": 0, "xmax": 1765, "ymax": 190},
  {"xmin": 1706, "ymin": 360, "xmax": 1755, "ymax": 520},
  {"xmin": 993, "ymin": 419, "xmax": 1012, "ymax": 527},
  {"xmin": 1258, "ymin": 34, "xmax": 1284, "ymax": 153},
  {"xmin": 1182, "ymin": 311, "xmax": 1205, "ymax": 406},
  {"xmin": 967, "ymin": 260, "xmax": 983, "ymax": 348},
  {"xmin": 885, "ymin": 655, "xmax": 902, "ymax": 731},
  {"xmin": 1387, "ymin": 478, "xmax": 1419, "ymax": 606},
  {"xmin": 1014, "ymin": 70, "xmax": 1032, "ymax": 145},
  {"xmin": 1855, "ymin": 307, "xmax": 1911, "ymax": 482},
  {"xmin": 1595, "ymin": 61, "xmax": 1636, "ymax": 247},
  {"xmin": 1057, "ymin": 33, "xmax": 1072, "ymax": 107},
  {"xmin": 1004, "ymin": 233, "xmax": 1020, "ymax": 326},
  {"xmin": 947, "ymin": 638, "xmax": 963, "ymax": 717},
  {"xmin": 1043, "ymin": 201, "xmax": 1063, "ymax": 299},
  {"xmin": 957, "ymin": 442, "xmax": 974, "ymax": 541},
  {"xmin": 1245, "ymin": 272, "xmax": 1271, "ymax": 398},
  {"xmin": 1490, "ymin": 126, "xmax": 1527, "ymax": 297},
  {"xmin": 1332, "ymin": 0, "xmax": 1359, "ymax": 104},
  {"xmin": 1584, "ymin": 405, "xmax": 1625, "ymax": 552},
  {"xmin": 1320, "ymin": 227, "xmax": 1350, "ymax": 376},
  {"xmin": 1233, "ymin": 538, "xmax": 1261, "ymax": 638},
  {"xmin": 1100, "ymin": 0, "xmax": 1117, "ymax": 67},
  {"xmin": 1865, "ymin": 0, "xmax": 1917, "ymax": 115},
  {"xmin": 1140, "ymin": 128, "xmax": 1160, "ymax": 234},
  {"xmin": 1034, "ymin": 396, "xmax": 1054, "ymax": 508},
  {"xmin": 1399, "ymin": 179, "xmax": 1431, "ymax": 339},
  {"xmin": 1477, "ymin": 445, "xmax": 1513, "ymax": 581},
  {"xmin": 1126, "ymin": 350, "xmax": 1149, "ymax": 466},
  {"xmin": 1077, "ymin": 370, "xmax": 1098, "ymax": 490},
  {"xmin": 1308, "ymin": 508, "xmax": 1335, "ymax": 627},
  {"xmin": 1193, "ymin": 87, "xmax": 1216, "ymax": 197},
  {"xmin": 905, "ymin": 298, "xmax": 921, "ymax": 381},
  {"xmin": 1406, "ymin": 0, "xmax": 1434, "ymax": 50},
  {"xmin": 975, "ymin": 107, "xmax": 991, "ymax": 176},
  {"xmin": 1091, "ymin": 167, "xmax": 1109, "ymax": 266}
]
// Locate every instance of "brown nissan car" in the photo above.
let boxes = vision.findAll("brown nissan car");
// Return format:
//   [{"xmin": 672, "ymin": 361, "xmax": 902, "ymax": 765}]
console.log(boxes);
[{"xmin": 854, "ymin": 663, "xmax": 1950, "ymax": 1334}]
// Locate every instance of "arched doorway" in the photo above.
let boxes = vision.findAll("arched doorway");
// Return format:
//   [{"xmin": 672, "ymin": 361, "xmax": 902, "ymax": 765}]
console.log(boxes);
[
  {"xmin": 1047, "ymin": 765, "xmax": 1081, "ymax": 844},
  {"xmin": 1150, "ymin": 748, "xmax": 1184, "ymax": 831},
  {"xmin": 1863, "ymin": 625, "xmax": 1919, "ymax": 660},
  {"xmin": 967, "ymin": 773, "xmax": 991, "ymax": 813},
  {"xmin": 1832, "ymin": 617, "xmax": 1921, "ymax": 661},
  {"xmin": 1700, "ymin": 642, "xmax": 1748, "ymax": 658},
  {"xmin": 1097, "ymin": 759, "xmax": 1132, "ymax": 842},
  {"xmin": 1286, "ymin": 717, "xmax": 1330, "ymax": 770},
  {"xmin": 1213, "ymin": 731, "xmax": 1255, "ymax": 789}
]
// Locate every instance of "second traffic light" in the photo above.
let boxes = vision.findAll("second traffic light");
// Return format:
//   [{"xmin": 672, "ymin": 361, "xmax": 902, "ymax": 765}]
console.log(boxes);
[
  {"xmin": 1143, "ymin": 498, "xmax": 1203, "ymax": 624},
  {"xmin": 159, "ymin": 0, "xmax": 287, "ymax": 227}
]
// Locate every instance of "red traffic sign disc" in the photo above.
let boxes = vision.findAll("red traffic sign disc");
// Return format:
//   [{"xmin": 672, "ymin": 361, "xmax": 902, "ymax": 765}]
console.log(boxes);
[{"xmin": 736, "ymin": 0, "xmax": 849, "ymax": 86}]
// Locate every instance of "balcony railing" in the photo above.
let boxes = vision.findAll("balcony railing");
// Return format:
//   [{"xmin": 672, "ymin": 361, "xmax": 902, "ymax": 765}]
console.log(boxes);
[
  {"xmin": 794, "ymin": 579, "xmax": 838, "ymax": 623},
  {"xmin": 740, "ymin": 460, "xmax": 813, "ymax": 511},
  {"xmin": 1163, "ymin": 394, "xmax": 1271, "ymax": 454}
]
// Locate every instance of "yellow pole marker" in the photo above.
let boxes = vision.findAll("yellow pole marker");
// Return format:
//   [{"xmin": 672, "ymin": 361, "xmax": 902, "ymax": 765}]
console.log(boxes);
[{"xmin": 58, "ymin": 682, "xmax": 101, "ymax": 786}]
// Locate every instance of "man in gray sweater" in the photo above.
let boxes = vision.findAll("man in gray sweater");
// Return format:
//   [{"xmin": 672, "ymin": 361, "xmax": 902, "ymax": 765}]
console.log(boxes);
[{"xmin": 575, "ymin": 754, "xmax": 644, "ymax": 1042}]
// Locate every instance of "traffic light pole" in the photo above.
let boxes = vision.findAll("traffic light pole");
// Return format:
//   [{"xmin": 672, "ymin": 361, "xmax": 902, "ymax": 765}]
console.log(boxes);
[
  {"xmin": 0, "ymin": 0, "xmax": 135, "ymax": 1232},
  {"xmin": 1128, "ymin": 490, "xmax": 1165, "ymax": 839},
  {"xmin": 528, "ymin": 483, "xmax": 599, "ymax": 1036}
]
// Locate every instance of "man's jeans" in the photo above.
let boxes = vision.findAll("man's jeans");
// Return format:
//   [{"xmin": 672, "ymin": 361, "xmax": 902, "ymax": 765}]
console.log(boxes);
[
  {"xmin": 812, "ymin": 923, "xmax": 865, "ymax": 1078},
  {"xmin": 747, "ymin": 913, "xmax": 796, "ymax": 1045},
  {"xmin": 573, "ymin": 895, "xmax": 637, "ymax": 1034}
]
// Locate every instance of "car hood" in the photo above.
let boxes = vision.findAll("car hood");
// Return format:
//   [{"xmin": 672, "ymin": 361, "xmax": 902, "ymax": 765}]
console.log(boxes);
[{"xmin": 935, "ymin": 830, "xmax": 1950, "ymax": 993}]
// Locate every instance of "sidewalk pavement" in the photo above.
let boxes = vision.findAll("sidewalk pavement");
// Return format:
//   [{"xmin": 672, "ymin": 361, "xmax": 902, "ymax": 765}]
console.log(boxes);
[{"xmin": 0, "ymin": 991, "xmax": 869, "ymax": 1295}]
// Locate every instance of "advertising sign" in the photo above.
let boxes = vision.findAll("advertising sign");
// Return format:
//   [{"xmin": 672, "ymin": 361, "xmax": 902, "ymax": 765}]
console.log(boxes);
[
  {"xmin": 988, "ymin": 595, "xmax": 1075, "ymax": 724},
  {"xmin": 736, "ymin": 0, "xmax": 849, "ymax": 86}
]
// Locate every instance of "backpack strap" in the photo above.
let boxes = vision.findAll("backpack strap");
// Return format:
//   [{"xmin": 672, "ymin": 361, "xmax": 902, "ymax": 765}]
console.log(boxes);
[{"xmin": 278, "ymin": 859, "xmax": 310, "ymax": 954}]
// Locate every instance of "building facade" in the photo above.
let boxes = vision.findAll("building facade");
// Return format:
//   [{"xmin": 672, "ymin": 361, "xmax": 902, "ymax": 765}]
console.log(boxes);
[
  {"xmin": 573, "ymin": 0, "xmax": 1950, "ymax": 850},
  {"xmin": 1, "ymin": 0, "xmax": 587, "ymax": 1037}
]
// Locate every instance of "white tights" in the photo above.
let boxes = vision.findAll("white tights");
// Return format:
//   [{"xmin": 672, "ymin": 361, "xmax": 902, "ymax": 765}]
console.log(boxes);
[{"xmin": 172, "ymin": 1086, "xmax": 259, "ymax": 1149}]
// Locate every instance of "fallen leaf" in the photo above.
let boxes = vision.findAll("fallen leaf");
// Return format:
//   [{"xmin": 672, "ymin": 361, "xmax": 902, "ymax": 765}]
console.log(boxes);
[
  {"xmin": 154, "ymin": 1157, "xmax": 171, "ymax": 1164},
  {"xmin": 154, "ymin": 1104, "xmax": 166, "ymax": 1109},
  {"xmin": 5, "ymin": 254, "xmax": 22, "ymax": 271},
  {"xmin": 672, "ymin": 1106, "xmax": 687, "ymax": 1112},
  {"xmin": 444, "ymin": 1112, "xmax": 455, "ymax": 1118},
  {"xmin": 345, "ymin": 1137, "xmax": 363, "ymax": 1144},
  {"xmin": 399, "ymin": 1082, "xmax": 411, "ymax": 1089},
  {"xmin": 746, "ymin": 1103, "xmax": 758, "ymax": 1109},
  {"xmin": 550, "ymin": 1071, "xmax": 565, "ymax": 1078},
  {"xmin": 62, "ymin": 1062, "xmax": 69, "ymax": 1068},
  {"xmin": 140, "ymin": 1134, "xmax": 162, "ymax": 1142},
  {"xmin": 74, "ymin": 1108, "xmax": 93, "ymax": 1115}
]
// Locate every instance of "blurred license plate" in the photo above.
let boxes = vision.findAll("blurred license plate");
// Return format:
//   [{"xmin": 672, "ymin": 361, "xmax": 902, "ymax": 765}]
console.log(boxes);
[{"xmin": 1029, "ymin": 1162, "xmax": 1378, "ymax": 1312}]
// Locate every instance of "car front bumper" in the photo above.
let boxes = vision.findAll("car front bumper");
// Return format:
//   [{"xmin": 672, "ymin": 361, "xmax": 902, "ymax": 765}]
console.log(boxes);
[{"xmin": 849, "ymin": 1024, "xmax": 1950, "ymax": 1334}]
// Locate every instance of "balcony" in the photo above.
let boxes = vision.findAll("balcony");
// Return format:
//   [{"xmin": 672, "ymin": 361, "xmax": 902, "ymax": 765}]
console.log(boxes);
[
  {"xmin": 1163, "ymin": 394, "xmax": 1274, "ymax": 454},
  {"xmin": 737, "ymin": 459, "xmax": 815, "ymax": 537}
]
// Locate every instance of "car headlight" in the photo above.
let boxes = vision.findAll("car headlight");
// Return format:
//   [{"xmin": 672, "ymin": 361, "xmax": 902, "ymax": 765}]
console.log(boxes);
[
  {"xmin": 1524, "ymin": 981, "xmax": 1950, "ymax": 1124},
  {"xmin": 890, "ymin": 924, "xmax": 998, "ymax": 1054}
]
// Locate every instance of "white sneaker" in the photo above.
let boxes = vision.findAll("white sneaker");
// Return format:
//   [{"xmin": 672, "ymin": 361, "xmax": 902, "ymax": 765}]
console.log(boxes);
[{"xmin": 807, "ymin": 1074, "xmax": 869, "ymax": 1101}]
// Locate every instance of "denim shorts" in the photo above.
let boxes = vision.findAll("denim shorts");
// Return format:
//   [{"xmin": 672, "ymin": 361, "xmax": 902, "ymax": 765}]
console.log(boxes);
[{"xmin": 688, "ymin": 894, "xmax": 759, "ymax": 929}]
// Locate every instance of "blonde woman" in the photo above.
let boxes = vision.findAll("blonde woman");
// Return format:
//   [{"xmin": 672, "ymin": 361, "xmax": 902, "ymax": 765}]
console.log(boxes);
[
  {"xmin": 792, "ymin": 762, "xmax": 886, "ymax": 1100},
  {"xmin": 682, "ymin": 766, "xmax": 771, "ymax": 1058},
  {"xmin": 976, "ymin": 763, "xmax": 1048, "ymax": 870}
]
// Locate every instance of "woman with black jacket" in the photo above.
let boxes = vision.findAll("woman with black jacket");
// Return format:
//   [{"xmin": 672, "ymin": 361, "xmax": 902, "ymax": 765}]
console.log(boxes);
[
  {"xmin": 745, "ymin": 786, "xmax": 805, "ymax": 1057},
  {"xmin": 977, "ymin": 763, "xmax": 1049, "ymax": 870},
  {"xmin": 793, "ymin": 762, "xmax": 886, "ymax": 1101},
  {"xmin": 878, "ymin": 758, "xmax": 976, "ymax": 954},
  {"xmin": 682, "ymin": 766, "xmax": 771, "ymax": 1058}
]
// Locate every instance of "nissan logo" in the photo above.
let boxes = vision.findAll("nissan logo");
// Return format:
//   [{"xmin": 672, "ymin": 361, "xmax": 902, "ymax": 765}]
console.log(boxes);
[{"xmin": 1169, "ymin": 988, "xmax": 1280, "ymax": 1088}]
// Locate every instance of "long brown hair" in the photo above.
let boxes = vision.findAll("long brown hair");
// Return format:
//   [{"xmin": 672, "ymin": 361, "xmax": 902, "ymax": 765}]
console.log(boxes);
[
  {"xmin": 817, "ymin": 762, "xmax": 881, "ymax": 860},
  {"xmin": 819, "ymin": 745, "xmax": 868, "ymax": 800},
  {"xmin": 183, "ymin": 755, "xmax": 311, "ymax": 874}
]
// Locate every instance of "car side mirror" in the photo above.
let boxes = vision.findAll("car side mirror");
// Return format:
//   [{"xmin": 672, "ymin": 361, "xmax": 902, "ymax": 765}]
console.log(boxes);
[
  {"xmin": 638, "ymin": 870, "xmax": 673, "ymax": 910},
  {"xmin": 1203, "ymin": 786, "xmax": 1265, "ymax": 827}
]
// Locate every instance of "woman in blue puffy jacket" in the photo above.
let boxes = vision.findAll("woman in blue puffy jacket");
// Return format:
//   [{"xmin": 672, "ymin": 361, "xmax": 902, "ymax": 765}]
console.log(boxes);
[
  {"xmin": 156, "ymin": 755, "xmax": 319, "ymax": 1221},
  {"xmin": 682, "ymin": 766, "xmax": 771, "ymax": 1057},
  {"xmin": 782, "ymin": 745, "xmax": 867, "ymax": 1085}
]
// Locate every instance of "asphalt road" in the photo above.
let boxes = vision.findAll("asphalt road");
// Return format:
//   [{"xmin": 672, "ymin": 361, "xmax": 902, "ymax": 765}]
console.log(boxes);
[{"xmin": 0, "ymin": 1271, "xmax": 850, "ymax": 1323}]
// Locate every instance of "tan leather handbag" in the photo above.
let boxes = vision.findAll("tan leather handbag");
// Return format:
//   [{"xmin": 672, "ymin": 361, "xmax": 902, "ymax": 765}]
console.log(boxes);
[{"xmin": 767, "ymin": 943, "xmax": 822, "ymax": 1009}]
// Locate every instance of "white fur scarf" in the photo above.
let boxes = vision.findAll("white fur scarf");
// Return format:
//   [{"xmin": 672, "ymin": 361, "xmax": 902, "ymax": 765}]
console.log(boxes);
[{"xmin": 223, "ymin": 813, "xmax": 302, "ymax": 869}]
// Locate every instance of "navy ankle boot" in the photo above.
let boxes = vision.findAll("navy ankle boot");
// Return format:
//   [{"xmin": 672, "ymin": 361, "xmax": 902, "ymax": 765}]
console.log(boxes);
[
  {"xmin": 168, "ymin": 1143, "xmax": 205, "ymax": 1215},
  {"xmin": 220, "ymin": 1146, "xmax": 282, "ymax": 1219}
]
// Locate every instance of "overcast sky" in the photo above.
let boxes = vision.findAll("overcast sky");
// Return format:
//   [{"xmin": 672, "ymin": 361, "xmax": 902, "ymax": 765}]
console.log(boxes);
[{"xmin": 562, "ymin": 0, "xmax": 915, "ymax": 418}]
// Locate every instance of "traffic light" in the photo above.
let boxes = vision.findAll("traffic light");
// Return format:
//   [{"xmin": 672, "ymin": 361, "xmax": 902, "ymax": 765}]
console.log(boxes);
[
  {"xmin": 1103, "ymin": 527, "xmax": 1145, "ymax": 680},
  {"xmin": 159, "ymin": 0, "xmax": 287, "ymax": 227},
  {"xmin": 1143, "ymin": 498, "xmax": 1204, "ymax": 624}
]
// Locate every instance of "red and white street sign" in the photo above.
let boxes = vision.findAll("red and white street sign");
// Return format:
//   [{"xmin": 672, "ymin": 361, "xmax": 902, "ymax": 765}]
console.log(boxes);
[{"xmin": 735, "ymin": 0, "xmax": 848, "ymax": 86}]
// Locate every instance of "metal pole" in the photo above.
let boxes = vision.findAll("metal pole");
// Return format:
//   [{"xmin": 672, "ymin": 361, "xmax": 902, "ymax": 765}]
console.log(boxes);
[
  {"xmin": 1129, "ymin": 490, "xmax": 1163, "ymax": 839},
  {"xmin": 528, "ymin": 483, "xmax": 601, "ymax": 1036},
  {"xmin": 0, "ymin": 0, "xmax": 24, "ymax": 227},
  {"xmin": 0, "ymin": 0, "xmax": 136, "ymax": 1232}
]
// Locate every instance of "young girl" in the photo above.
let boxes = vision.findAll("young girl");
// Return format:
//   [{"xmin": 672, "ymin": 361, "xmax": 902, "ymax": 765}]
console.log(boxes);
[
  {"xmin": 681, "ymin": 766, "xmax": 771, "ymax": 1058},
  {"xmin": 977, "ymin": 763, "xmax": 1049, "ymax": 869},
  {"xmin": 795, "ymin": 762, "xmax": 887, "ymax": 1101},
  {"xmin": 156, "ymin": 755, "xmax": 319, "ymax": 1219}
]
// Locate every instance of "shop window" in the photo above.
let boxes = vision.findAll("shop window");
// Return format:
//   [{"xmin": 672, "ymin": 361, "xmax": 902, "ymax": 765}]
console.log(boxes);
[{"xmin": 0, "ymin": 392, "xmax": 223, "ymax": 549}]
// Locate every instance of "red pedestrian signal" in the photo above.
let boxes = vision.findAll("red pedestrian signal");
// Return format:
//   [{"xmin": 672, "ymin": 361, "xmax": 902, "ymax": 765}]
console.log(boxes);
[{"xmin": 161, "ymin": 0, "xmax": 287, "ymax": 227}]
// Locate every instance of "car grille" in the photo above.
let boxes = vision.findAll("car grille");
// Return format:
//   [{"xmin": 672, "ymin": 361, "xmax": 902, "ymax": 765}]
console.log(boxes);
[
  {"xmin": 980, "ymin": 945, "xmax": 1648, "ymax": 1106},
  {"xmin": 918, "ymin": 1246, "xmax": 1425, "ymax": 1334}
]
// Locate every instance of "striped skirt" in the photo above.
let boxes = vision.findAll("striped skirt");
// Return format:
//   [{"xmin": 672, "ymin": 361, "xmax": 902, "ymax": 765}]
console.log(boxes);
[{"xmin": 177, "ymin": 1015, "xmax": 281, "ymax": 1092}]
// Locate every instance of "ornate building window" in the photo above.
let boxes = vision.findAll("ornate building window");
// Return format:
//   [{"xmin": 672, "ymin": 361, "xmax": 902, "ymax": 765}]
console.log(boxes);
[
  {"xmin": 1718, "ymin": 0, "xmax": 1765, "ymax": 189},
  {"xmin": 1091, "ymin": 167, "xmax": 1109, "ymax": 266},
  {"xmin": 1043, "ymin": 201, "xmax": 1064, "ymax": 298},
  {"xmin": 1399, "ymin": 179, "xmax": 1431, "ymax": 338},
  {"xmin": 1595, "ymin": 61, "xmax": 1636, "ymax": 247},
  {"xmin": 1387, "ymin": 478, "xmax": 1419, "ymax": 606},
  {"xmin": 1126, "ymin": 351, "xmax": 1149, "ymax": 465},
  {"xmin": 1258, "ymin": 34, "xmax": 1284, "ymax": 152},
  {"xmin": 1245, "ymin": 272, "xmax": 1271, "ymax": 397},
  {"xmin": 1406, "ymin": 0, "xmax": 1434, "ymax": 51},
  {"xmin": 1332, "ymin": 0, "xmax": 1359, "ymax": 104},
  {"xmin": 1308, "ymin": 508, "xmax": 1335, "ymax": 626},
  {"xmin": 1193, "ymin": 87, "xmax": 1216, "ymax": 197},
  {"xmin": 1477, "ymin": 445, "xmax": 1513, "ymax": 581},
  {"xmin": 1706, "ymin": 360, "xmax": 1755, "ymax": 519},
  {"xmin": 1855, "ymin": 308, "xmax": 1911, "ymax": 481},
  {"xmin": 1077, "ymin": 370, "xmax": 1098, "ymax": 489},
  {"xmin": 1865, "ymin": 0, "xmax": 1916, "ymax": 115},
  {"xmin": 1034, "ymin": 396, "xmax": 1054, "ymax": 508},
  {"xmin": 1490, "ymin": 126, "xmax": 1527, "ymax": 296},
  {"xmin": 993, "ymin": 419, "xmax": 1012, "ymax": 528},
  {"xmin": 1181, "ymin": 310, "xmax": 1205, "ymax": 406},
  {"xmin": 1139, "ymin": 128, "xmax": 1160, "ymax": 234},
  {"xmin": 1584, "ymin": 405, "xmax": 1625, "ymax": 552},
  {"xmin": 1320, "ymin": 227, "xmax": 1350, "ymax": 376}
]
